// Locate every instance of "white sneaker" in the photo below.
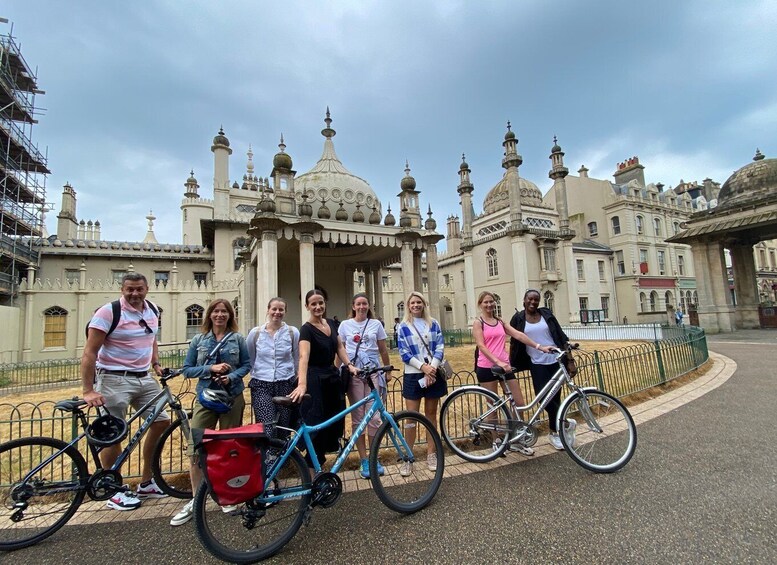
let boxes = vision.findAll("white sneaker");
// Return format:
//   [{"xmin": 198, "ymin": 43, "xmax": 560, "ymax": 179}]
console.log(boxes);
[
  {"xmin": 221, "ymin": 504, "xmax": 239, "ymax": 513},
  {"xmin": 427, "ymin": 452, "xmax": 438, "ymax": 472},
  {"xmin": 107, "ymin": 488, "xmax": 142, "ymax": 511},
  {"xmin": 508, "ymin": 443, "xmax": 535, "ymax": 456},
  {"xmin": 563, "ymin": 418, "xmax": 578, "ymax": 448},
  {"xmin": 399, "ymin": 461, "xmax": 413, "ymax": 477},
  {"xmin": 170, "ymin": 500, "xmax": 194, "ymax": 526},
  {"xmin": 548, "ymin": 432, "xmax": 564, "ymax": 450},
  {"xmin": 136, "ymin": 478, "xmax": 167, "ymax": 499}
]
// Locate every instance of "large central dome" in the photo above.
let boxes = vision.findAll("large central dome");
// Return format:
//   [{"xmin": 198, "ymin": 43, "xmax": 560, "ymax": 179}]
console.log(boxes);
[
  {"xmin": 483, "ymin": 172, "xmax": 545, "ymax": 214},
  {"xmin": 717, "ymin": 150, "xmax": 777, "ymax": 210},
  {"xmin": 294, "ymin": 112, "xmax": 382, "ymax": 221}
]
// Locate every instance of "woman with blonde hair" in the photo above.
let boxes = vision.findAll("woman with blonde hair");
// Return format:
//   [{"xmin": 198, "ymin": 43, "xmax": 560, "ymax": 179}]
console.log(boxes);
[
  {"xmin": 396, "ymin": 291, "xmax": 445, "ymax": 475},
  {"xmin": 473, "ymin": 291, "xmax": 554, "ymax": 456}
]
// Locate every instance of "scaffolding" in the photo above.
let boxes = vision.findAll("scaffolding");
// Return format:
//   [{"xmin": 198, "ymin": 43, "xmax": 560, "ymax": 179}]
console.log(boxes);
[{"xmin": 0, "ymin": 19, "xmax": 49, "ymax": 303}]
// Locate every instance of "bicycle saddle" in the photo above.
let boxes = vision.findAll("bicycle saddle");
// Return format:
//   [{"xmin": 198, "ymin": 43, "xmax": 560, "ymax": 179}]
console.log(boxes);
[
  {"xmin": 54, "ymin": 398, "xmax": 88, "ymax": 413},
  {"xmin": 273, "ymin": 394, "xmax": 311, "ymax": 407}
]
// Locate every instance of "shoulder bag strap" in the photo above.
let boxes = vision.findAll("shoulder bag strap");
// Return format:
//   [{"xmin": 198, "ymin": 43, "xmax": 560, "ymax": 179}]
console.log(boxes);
[{"xmin": 410, "ymin": 322, "xmax": 434, "ymax": 360}]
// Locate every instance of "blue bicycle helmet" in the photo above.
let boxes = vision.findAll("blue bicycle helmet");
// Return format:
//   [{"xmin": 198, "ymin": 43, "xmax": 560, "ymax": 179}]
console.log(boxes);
[{"xmin": 198, "ymin": 388, "xmax": 234, "ymax": 414}]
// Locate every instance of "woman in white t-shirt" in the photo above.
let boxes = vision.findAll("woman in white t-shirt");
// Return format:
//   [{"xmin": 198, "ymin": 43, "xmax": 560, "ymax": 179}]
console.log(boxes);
[{"xmin": 338, "ymin": 293, "xmax": 393, "ymax": 479}]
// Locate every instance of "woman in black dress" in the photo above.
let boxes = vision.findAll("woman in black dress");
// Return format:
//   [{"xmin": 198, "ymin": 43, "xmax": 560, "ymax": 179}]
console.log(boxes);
[{"xmin": 289, "ymin": 289, "xmax": 357, "ymax": 467}]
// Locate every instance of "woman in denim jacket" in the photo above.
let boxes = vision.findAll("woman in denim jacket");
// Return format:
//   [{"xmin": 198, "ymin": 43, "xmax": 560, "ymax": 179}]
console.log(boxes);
[{"xmin": 170, "ymin": 298, "xmax": 250, "ymax": 526}]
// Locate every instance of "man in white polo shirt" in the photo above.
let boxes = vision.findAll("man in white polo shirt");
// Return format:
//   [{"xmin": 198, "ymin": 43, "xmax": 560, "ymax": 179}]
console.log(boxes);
[{"xmin": 81, "ymin": 273, "xmax": 170, "ymax": 510}]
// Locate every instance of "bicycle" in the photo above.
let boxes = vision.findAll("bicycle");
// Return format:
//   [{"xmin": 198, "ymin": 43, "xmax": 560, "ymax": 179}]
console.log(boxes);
[
  {"xmin": 0, "ymin": 368, "xmax": 193, "ymax": 551},
  {"xmin": 439, "ymin": 344, "xmax": 637, "ymax": 473},
  {"xmin": 193, "ymin": 365, "xmax": 445, "ymax": 564}
]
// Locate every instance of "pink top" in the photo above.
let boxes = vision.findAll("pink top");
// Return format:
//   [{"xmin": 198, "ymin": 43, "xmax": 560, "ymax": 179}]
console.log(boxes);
[
  {"xmin": 476, "ymin": 318, "xmax": 508, "ymax": 368},
  {"xmin": 90, "ymin": 297, "xmax": 158, "ymax": 371}
]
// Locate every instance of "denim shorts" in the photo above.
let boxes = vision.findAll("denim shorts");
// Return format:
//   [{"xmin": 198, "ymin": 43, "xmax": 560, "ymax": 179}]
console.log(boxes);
[{"xmin": 402, "ymin": 372, "xmax": 448, "ymax": 400}]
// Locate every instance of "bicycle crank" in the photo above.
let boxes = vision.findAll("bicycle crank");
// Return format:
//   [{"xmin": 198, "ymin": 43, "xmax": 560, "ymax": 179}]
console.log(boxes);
[
  {"xmin": 86, "ymin": 469, "xmax": 124, "ymax": 500},
  {"xmin": 311, "ymin": 472, "xmax": 342, "ymax": 509}
]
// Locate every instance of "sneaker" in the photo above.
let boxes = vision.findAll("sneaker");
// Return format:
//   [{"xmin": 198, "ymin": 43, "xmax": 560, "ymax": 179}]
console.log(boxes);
[
  {"xmin": 427, "ymin": 452, "xmax": 438, "ymax": 472},
  {"xmin": 563, "ymin": 418, "xmax": 578, "ymax": 448},
  {"xmin": 136, "ymin": 478, "xmax": 167, "ymax": 499},
  {"xmin": 548, "ymin": 432, "xmax": 564, "ymax": 451},
  {"xmin": 170, "ymin": 500, "xmax": 194, "ymax": 526},
  {"xmin": 508, "ymin": 443, "xmax": 535, "ymax": 456},
  {"xmin": 399, "ymin": 461, "xmax": 413, "ymax": 477},
  {"xmin": 221, "ymin": 504, "xmax": 239, "ymax": 513},
  {"xmin": 376, "ymin": 461, "xmax": 385, "ymax": 476},
  {"xmin": 360, "ymin": 458, "xmax": 371, "ymax": 479},
  {"xmin": 107, "ymin": 488, "xmax": 142, "ymax": 511}
]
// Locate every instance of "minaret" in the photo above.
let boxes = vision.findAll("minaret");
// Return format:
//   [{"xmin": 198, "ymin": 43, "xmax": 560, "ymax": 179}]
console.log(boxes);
[
  {"xmin": 243, "ymin": 145, "xmax": 258, "ymax": 190},
  {"xmin": 398, "ymin": 160, "xmax": 421, "ymax": 228},
  {"xmin": 56, "ymin": 182, "xmax": 78, "ymax": 240},
  {"xmin": 143, "ymin": 210, "xmax": 159, "ymax": 244},
  {"xmin": 270, "ymin": 133, "xmax": 296, "ymax": 214},
  {"xmin": 457, "ymin": 153, "xmax": 474, "ymax": 249},
  {"xmin": 549, "ymin": 136, "xmax": 570, "ymax": 231},
  {"xmin": 184, "ymin": 170, "xmax": 199, "ymax": 198},
  {"xmin": 502, "ymin": 121, "xmax": 524, "ymax": 230},
  {"xmin": 211, "ymin": 127, "xmax": 232, "ymax": 216},
  {"xmin": 446, "ymin": 215, "xmax": 462, "ymax": 255}
]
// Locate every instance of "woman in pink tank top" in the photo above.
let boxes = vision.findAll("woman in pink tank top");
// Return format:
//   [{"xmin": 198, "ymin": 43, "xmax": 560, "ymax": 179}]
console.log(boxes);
[{"xmin": 472, "ymin": 291, "xmax": 554, "ymax": 456}]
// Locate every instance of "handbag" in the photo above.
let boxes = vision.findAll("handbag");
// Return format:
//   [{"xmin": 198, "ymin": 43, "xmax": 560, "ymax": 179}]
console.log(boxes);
[
  {"xmin": 339, "ymin": 320, "xmax": 370, "ymax": 392},
  {"xmin": 410, "ymin": 322, "xmax": 450, "ymax": 381}
]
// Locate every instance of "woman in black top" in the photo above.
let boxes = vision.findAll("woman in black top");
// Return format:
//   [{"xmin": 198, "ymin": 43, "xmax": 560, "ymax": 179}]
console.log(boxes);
[{"xmin": 290, "ymin": 289, "xmax": 356, "ymax": 467}]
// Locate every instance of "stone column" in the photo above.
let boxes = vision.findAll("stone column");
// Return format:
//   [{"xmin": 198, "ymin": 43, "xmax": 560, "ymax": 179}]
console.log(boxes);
[
  {"xmin": 426, "ymin": 244, "xmax": 441, "ymax": 323},
  {"xmin": 241, "ymin": 252, "xmax": 255, "ymax": 333},
  {"xmin": 511, "ymin": 236, "xmax": 530, "ymax": 307},
  {"xmin": 400, "ymin": 241, "xmax": 415, "ymax": 298},
  {"xmin": 413, "ymin": 250, "xmax": 423, "ymax": 293},
  {"xmin": 299, "ymin": 233, "xmax": 315, "ymax": 316},
  {"xmin": 21, "ymin": 266, "xmax": 35, "ymax": 362},
  {"xmin": 75, "ymin": 261, "xmax": 88, "ymax": 357},
  {"xmin": 261, "ymin": 230, "xmax": 279, "ymax": 313},
  {"xmin": 561, "ymin": 240, "xmax": 579, "ymax": 323},
  {"xmin": 730, "ymin": 242, "xmax": 760, "ymax": 328},
  {"xmin": 692, "ymin": 240, "xmax": 735, "ymax": 333},
  {"xmin": 372, "ymin": 267, "xmax": 383, "ymax": 322},
  {"xmin": 463, "ymin": 254, "xmax": 477, "ymax": 325}
]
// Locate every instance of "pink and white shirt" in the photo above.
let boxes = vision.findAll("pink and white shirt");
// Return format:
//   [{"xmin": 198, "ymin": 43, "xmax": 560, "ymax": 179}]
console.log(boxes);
[{"xmin": 90, "ymin": 297, "xmax": 158, "ymax": 371}]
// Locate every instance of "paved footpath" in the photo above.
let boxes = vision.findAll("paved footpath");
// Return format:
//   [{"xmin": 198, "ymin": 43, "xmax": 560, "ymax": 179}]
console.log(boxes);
[{"xmin": 3, "ymin": 330, "xmax": 776, "ymax": 564}]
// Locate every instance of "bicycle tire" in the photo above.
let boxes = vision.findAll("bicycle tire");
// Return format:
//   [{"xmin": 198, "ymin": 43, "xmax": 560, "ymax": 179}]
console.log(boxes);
[
  {"xmin": 151, "ymin": 414, "xmax": 194, "ymax": 499},
  {"xmin": 370, "ymin": 410, "xmax": 444, "ymax": 513},
  {"xmin": 439, "ymin": 387, "xmax": 511, "ymax": 462},
  {"xmin": 0, "ymin": 436, "xmax": 88, "ymax": 551},
  {"xmin": 559, "ymin": 390, "xmax": 637, "ymax": 473},
  {"xmin": 194, "ymin": 443, "xmax": 311, "ymax": 563}
]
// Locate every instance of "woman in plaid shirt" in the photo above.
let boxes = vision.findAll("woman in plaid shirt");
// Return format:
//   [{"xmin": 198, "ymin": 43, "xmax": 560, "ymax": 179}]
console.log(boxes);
[{"xmin": 396, "ymin": 291, "xmax": 446, "ymax": 476}]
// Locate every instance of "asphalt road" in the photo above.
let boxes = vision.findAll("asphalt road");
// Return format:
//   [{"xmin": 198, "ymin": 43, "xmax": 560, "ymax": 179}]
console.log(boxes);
[{"xmin": 3, "ymin": 331, "xmax": 775, "ymax": 564}]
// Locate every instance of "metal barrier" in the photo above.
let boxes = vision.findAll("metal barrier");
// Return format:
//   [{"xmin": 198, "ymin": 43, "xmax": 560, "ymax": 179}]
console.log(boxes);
[{"xmin": 0, "ymin": 328, "xmax": 708, "ymax": 479}]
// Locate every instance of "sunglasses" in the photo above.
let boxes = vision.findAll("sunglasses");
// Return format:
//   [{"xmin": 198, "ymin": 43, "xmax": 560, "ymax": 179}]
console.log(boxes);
[{"xmin": 139, "ymin": 319, "xmax": 154, "ymax": 334}]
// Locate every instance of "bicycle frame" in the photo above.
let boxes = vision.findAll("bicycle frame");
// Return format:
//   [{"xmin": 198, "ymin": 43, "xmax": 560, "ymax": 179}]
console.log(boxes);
[{"xmin": 264, "ymin": 383, "xmax": 414, "ymax": 498}]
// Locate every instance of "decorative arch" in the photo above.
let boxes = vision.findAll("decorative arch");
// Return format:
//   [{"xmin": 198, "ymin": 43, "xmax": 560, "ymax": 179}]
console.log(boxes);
[
  {"xmin": 486, "ymin": 248, "xmax": 498, "ymax": 277},
  {"xmin": 543, "ymin": 290, "xmax": 554, "ymax": 312},
  {"xmin": 639, "ymin": 292, "xmax": 647, "ymax": 313},
  {"xmin": 43, "ymin": 306, "xmax": 68, "ymax": 348},
  {"xmin": 492, "ymin": 293, "xmax": 503, "ymax": 318},
  {"xmin": 649, "ymin": 291, "xmax": 658, "ymax": 312},
  {"xmin": 185, "ymin": 304, "xmax": 204, "ymax": 339}
]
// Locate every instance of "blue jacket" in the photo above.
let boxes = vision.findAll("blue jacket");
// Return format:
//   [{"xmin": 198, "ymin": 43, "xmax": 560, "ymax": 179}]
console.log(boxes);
[{"xmin": 182, "ymin": 331, "xmax": 250, "ymax": 397}]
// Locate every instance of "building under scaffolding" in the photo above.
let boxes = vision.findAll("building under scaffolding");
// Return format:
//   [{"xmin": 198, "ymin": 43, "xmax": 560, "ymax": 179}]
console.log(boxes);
[{"xmin": 0, "ymin": 20, "xmax": 49, "ymax": 304}]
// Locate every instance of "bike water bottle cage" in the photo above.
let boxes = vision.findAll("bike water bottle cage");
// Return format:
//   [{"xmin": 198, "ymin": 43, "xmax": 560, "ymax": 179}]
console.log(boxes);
[
  {"xmin": 198, "ymin": 388, "xmax": 233, "ymax": 414},
  {"xmin": 86, "ymin": 414, "xmax": 129, "ymax": 447}
]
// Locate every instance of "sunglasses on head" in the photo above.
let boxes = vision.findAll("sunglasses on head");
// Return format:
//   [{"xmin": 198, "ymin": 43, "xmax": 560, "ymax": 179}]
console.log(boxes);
[{"xmin": 139, "ymin": 319, "xmax": 153, "ymax": 334}]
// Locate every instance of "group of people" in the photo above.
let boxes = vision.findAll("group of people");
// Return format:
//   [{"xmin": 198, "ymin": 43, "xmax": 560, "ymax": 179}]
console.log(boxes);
[{"xmin": 81, "ymin": 273, "xmax": 577, "ymax": 528}]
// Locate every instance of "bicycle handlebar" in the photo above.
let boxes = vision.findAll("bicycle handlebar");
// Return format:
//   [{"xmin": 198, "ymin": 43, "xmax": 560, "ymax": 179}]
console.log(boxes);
[{"xmin": 356, "ymin": 365, "xmax": 394, "ymax": 377}]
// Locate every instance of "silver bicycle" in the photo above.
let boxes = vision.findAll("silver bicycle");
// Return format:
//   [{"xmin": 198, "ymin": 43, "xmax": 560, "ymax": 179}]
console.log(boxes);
[{"xmin": 439, "ymin": 344, "xmax": 637, "ymax": 473}]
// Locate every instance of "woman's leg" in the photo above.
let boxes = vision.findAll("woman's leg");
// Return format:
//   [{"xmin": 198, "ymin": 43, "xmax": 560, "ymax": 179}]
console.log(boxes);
[
  {"xmin": 422, "ymin": 397, "xmax": 439, "ymax": 455},
  {"xmin": 530, "ymin": 363, "xmax": 560, "ymax": 432},
  {"xmin": 404, "ymin": 397, "xmax": 421, "ymax": 450},
  {"xmin": 347, "ymin": 375, "xmax": 370, "ymax": 460}
]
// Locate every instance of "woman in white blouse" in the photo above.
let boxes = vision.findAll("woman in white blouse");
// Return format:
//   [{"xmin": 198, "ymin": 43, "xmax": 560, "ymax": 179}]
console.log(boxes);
[{"xmin": 246, "ymin": 297, "xmax": 300, "ymax": 442}]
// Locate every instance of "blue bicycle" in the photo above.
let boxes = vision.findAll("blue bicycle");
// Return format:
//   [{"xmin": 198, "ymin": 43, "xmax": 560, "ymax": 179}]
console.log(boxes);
[{"xmin": 193, "ymin": 365, "xmax": 445, "ymax": 563}]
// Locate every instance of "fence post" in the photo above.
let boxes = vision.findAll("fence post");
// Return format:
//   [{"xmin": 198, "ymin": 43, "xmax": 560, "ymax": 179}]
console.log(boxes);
[
  {"xmin": 654, "ymin": 340, "xmax": 666, "ymax": 384},
  {"xmin": 593, "ymin": 351, "xmax": 605, "ymax": 390}
]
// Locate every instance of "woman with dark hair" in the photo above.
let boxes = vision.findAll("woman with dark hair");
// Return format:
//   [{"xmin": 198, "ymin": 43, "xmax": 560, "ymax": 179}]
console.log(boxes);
[
  {"xmin": 171, "ymin": 299, "xmax": 250, "ymax": 526},
  {"xmin": 338, "ymin": 293, "xmax": 392, "ymax": 478},
  {"xmin": 509, "ymin": 289, "xmax": 576, "ymax": 451},
  {"xmin": 290, "ymin": 289, "xmax": 357, "ymax": 467}
]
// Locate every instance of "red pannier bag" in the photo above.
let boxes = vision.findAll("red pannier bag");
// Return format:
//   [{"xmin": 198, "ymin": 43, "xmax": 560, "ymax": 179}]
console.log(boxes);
[{"xmin": 197, "ymin": 423, "xmax": 268, "ymax": 506}]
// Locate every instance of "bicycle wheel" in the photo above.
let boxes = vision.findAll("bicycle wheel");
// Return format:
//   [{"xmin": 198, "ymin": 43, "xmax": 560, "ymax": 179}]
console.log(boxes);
[
  {"xmin": 151, "ymin": 415, "xmax": 194, "ymax": 499},
  {"xmin": 559, "ymin": 390, "xmax": 637, "ymax": 473},
  {"xmin": 194, "ymin": 444, "xmax": 311, "ymax": 563},
  {"xmin": 370, "ymin": 411, "xmax": 444, "ymax": 513},
  {"xmin": 0, "ymin": 437, "xmax": 88, "ymax": 551},
  {"xmin": 439, "ymin": 388, "xmax": 511, "ymax": 462}
]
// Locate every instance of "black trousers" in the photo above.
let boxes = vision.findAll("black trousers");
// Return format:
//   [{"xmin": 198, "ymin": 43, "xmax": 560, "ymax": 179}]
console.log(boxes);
[{"xmin": 529, "ymin": 362, "xmax": 561, "ymax": 432}]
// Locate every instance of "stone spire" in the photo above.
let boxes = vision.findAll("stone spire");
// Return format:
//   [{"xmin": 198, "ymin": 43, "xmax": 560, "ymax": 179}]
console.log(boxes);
[
  {"xmin": 549, "ymin": 136, "xmax": 570, "ymax": 231},
  {"xmin": 501, "ymin": 121, "xmax": 524, "ymax": 230},
  {"xmin": 184, "ymin": 170, "xmax": 199, "ymax": 198},
  {"xmin": 143, "ymin": 210, "xmax": 159, "ymax": 244},
  {"xmin": 457, "ymin": 153, "xmax": 475, "ymax": 248},
  {"xmin": 398, "ymin": 160, "xmax": 421, "ymax": 228}
]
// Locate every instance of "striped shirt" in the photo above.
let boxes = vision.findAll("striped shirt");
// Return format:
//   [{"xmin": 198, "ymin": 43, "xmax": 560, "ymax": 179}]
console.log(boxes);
[
  {"xmin": 90, "ymin": 297, "xmax": 158, "ymax": 371},
  {"xmin": 397, "ymin": 318, "xmax": 444, "ymax": 374}
]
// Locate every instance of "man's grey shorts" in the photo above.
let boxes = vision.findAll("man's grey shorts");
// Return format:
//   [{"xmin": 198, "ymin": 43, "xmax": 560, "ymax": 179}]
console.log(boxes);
[{"xmin": 95, "ymin": 370, "xmax": 170, "ymax": 422}]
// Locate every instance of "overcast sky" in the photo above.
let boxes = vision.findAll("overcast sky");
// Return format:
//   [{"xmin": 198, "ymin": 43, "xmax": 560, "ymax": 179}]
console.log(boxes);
[{"xmin": 5, "ymin": 0, "xmax": 776, "ymax": 245}]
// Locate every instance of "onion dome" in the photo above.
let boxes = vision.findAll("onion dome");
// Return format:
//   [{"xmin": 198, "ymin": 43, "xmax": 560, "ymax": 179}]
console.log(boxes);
[
  {"xmin": 400, "ymin": 160, "xmax": 416, "ymax": 191},
  {"xmin": 186, "ymin": 170, "xmax": 198, "ymax": 185},
  {"xmin": 369, "ymin": 205, "xmax": 381, "ymax": 224},
  {"xmin": 258, "ymin": 194, "xmax": 276, "ymax": 213},
  {"xmin": 213, "ymin": 127, "xmax": 230, "ymax": 148},
  {"xmin": 352, "ymin": 203, "xmax": 365, "ymax": 222},
  {"xmin": 335, "ymin": 201, "xmax": 349, "ymax": 221},
  {"xmin": 273, "ymin": 134, "xmax": 293, "ymax": 170},
  {"xmin": 424, "ymin": 205, "xmax": 437, "ymax": 231},
  {"xmin": 299, "ymin": 193, "xmax": 313, "ymax": 218},
  {"xmin": 504, "ymin": 121, "xmax": 516, "ymax": 140},
  {"xmin": 717, "ymin": 149, "xmax": 777, "ymax": 209},
  {"xmin": 317, "ymin": 198, "xmax": 331, "ymax": 219},
  {"xmin": 232, "ymin": 181, "xmax": 240, "ymax": 189},
  {"xmin": 551, "ymin": 135, "xmax": 562, "ymax": 153},
  {"xmin": 399, "ymin": 207, "xmax": 412, "ymax": 228},
  {"xmin": 460, "ymin": 153, "xmax": 469, "ymax": 170},
  {"xmin": 384, "ymin": 205, "xmax": 396, "ymax": 226}
]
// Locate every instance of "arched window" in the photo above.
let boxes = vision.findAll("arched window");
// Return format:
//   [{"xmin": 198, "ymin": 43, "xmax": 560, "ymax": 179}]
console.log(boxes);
[
  {"xmin": 636, "ymin": 215, "xmax": 644, "ymax": 235},
  {"xmin": 492, "ymin": 293, "xmax": 503, "ymax": 318},
  {"xmin": 43, "ymin": 306, "xmax": 68, "ymax": 348},
  {"xmin": 649, "ymin": 291, "xmax": 658, "ymax": 312},
  {"xmin": 692, "ymin": 291, "xmax": 698, "ymax": 305},
  {"xmin": 543, "ymin": 291, "xmax": 554, "ymax": 312},
  {"xmin": 611, "ymin": 216, "xmax": 621, "ymax": 235},
  {"xmin": 397, "ymin": 302, "xmax": 405, "ymax": 319},
  {"xmin": 486, "ymin": 248, "xmax": 498, "ymax": 277},
  {"xmin": 588, "ymin": 222, "xmax": 598, "ymax": 237},
  {"xmin": 639, "ymin": 292, "xmax": 647, "ymax": 313},
  {"xmin": 185, "ymin": 304, "xmax": 204, "ymax": 339},
  {"xmin": 653, "ymin": 218, "xmax": 662, "ymax": 237},
  {"xmin": 673, "ymin": 221, "xmax": 680, "ymax": 234},
  {"xmin": 232, "ymin": 297, "xmax": 239, "ymax": 321},
  {"xmin": 665, "ymin": 291, "xmax": 674, "ymax": 310},
  {"xmin": 232, "ymin": 237, "xmax": 247, "ymax": 271},
  {"xmin": 686, "ymin": 291, "xmax": 692, "ymax": 309}
]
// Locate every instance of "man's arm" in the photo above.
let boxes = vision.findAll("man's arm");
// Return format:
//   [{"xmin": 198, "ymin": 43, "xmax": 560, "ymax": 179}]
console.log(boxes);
[{"xmin": 81, "ymin": 328, "xmax": 107, "ymax": 406}]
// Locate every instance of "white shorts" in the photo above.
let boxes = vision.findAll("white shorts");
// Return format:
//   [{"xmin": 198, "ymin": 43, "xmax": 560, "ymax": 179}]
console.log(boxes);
[{"xmin": 95, "ymin": 371, "xmax": 170, "ymax": 422}]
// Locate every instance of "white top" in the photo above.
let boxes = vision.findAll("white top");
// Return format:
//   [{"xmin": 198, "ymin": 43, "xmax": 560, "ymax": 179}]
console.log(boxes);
[
  {"xmin": 522, "ymin": 316, "xmax": 557, "ymax": 366},
  {"xmin": 338, "ymin": 318, "xmax": 387, "ymax": 368},
  {"xmin": 246, "ymin": 322, "xmax": 299, "ymax": 382}
]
